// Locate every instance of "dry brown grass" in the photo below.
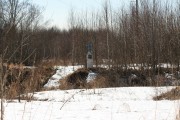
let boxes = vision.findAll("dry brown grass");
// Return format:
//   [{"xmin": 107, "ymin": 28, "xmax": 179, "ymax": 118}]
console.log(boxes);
[
  {"xmin": 6, "ymin": 82, "xmax": 19, "ymax": 99},
  {"xmin": 153, "ymin": 87, "xmax": 180, "ymax": 100},
  {"xmin": 59, "ymin": 78, "xmax": 69, "ymax": 90},
  {"xmin": 39, "ymin": 59, "xmax": 72, "ymax": 67},
  {"xmin": 4, "ymin": 64, "xmax": 55, "ymax": 100},
  {"xmin": 87, "ymin": 75, "xmax": 109, "ymax": 88},
  {"xmin": 59, "ymin": 68, "xmax": 89, "ymax": 90}
]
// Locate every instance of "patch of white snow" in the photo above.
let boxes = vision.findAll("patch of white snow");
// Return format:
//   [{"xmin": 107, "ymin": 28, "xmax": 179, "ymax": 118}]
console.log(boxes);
[
  {"xmin": 44, "ymin": 65, "xmax": 83, "ymax": 88},
  {"xmin": 86, "ymin": 71, "xmax": 97, "ymax": 83}
]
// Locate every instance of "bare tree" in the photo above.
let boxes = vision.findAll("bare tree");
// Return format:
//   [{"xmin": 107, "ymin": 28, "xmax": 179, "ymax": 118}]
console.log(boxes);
[
  {"xmin": 103, "ymin": 0, "xmax": 110, "ymax": 68},
  {"xmin": 68, "ymin": 9, "xmax": 76, "ymax": 67},
  {"xmin": 0, "ymin": 2, "xmax": 42, "ymax": 118},
  {"xmin": 0, "ymin": 55, "xmax": 4, "ymax": 120}
]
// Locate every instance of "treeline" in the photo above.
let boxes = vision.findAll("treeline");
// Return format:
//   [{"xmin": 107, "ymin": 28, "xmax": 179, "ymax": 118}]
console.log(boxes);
[
  {"xmin": 1, "ymin": 0, "xmax": 180, "ymax": 74},
  {"xmin": 0, "ymin": 0, "xmax": 42, "ymax": 65},
  {"xmin": 67, "ymin": 0, "xmax": 180, "ymax": 74}
]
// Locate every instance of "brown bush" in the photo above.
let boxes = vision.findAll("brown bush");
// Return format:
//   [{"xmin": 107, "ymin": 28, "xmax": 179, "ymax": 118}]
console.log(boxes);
[
  {"xmin": 59, "ymin": 67, "xmax": 179, "ymax": 90},
  {"xmin": 59, "ymin": 68, "xmax": 89, "ymax": 89},
  {"xmin": 5, "ymin": 65, "xmax": 55, "ymax": 100}
]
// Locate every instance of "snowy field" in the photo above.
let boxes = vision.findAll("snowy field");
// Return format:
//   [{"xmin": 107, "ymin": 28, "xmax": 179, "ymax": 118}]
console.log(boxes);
[
  {"xmin": 4, "ymin": 87, "xmax": 179, "ymax": 120},
  {"xmin": 2, "ymin": 65, "xmax": 180, "ymax": 120}
]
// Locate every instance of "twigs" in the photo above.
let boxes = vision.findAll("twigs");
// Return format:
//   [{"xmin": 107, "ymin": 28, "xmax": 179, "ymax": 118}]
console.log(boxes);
[{"xmin": 60, "ymin": 90, "xmax": 84, "ymax": 110}]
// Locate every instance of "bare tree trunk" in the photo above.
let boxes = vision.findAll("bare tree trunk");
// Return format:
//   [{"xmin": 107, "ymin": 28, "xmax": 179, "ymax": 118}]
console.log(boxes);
[
  {"xmin": 94, "ymin": 35, "xmax": 98, "ymax": 68},
  {"xmin": 152, "ymin": 0, "xmax": 156, "ymax": 77},
  {"xmin": 135, "ymin": 0, "xmax": 138, "ymax": 63},
  {"xmin": 69, "ymin": 9, "xmax": 76, "ymax": 69},
  {"xmin": 0, "ymin": 55, "xmax": 4, "ymax": 120},
  {"xmin": 104, "ymin": 0, "xmax": 110, "ymax": 68}
]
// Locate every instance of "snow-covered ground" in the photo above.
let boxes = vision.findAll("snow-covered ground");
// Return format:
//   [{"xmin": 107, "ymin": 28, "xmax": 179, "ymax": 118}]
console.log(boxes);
[
  {"xmin": 2, "ymin": 65, "xmax": 180, "ymax": 120},
  {"xmin": 3, "ymin": 87, "xmax": 179, "ymax": 120}
]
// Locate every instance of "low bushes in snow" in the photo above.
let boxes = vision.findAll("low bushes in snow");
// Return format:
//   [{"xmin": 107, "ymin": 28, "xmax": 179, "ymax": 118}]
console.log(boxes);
[
  {"xmin": 59, "ymin": 68, "xmax": 148, "ymax": 89},
  {"xmin": 59, "ymin": 67, "xmax": 180, "ymax": 90}
]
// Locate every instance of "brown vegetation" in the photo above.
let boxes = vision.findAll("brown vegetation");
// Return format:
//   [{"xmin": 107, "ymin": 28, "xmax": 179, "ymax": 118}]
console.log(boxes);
[
  {"xmin": 59, "ymin": 68, "xmax": 89, "ymax": 89},
  {"xmin": 153, "ymin": 87, "xmax": 180, "ymax": 100},
  {"xmin": 4, "ymin": 64, "xmax": 55, "ymax": 100},
  {"xmin": 59, "ymin": 67, "xmax": 153, "ymax": 90}
]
